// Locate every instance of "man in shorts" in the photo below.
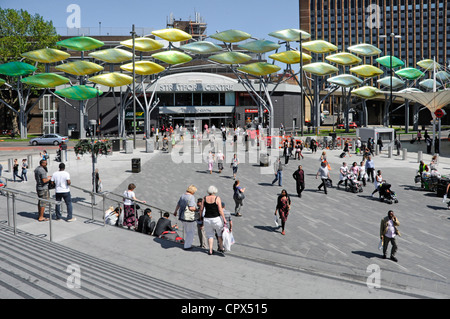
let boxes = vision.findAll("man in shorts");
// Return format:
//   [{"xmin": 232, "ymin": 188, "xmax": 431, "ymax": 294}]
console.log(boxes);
[{"xmin": 34, "ymin": 159, "xmax": 51, "ymax": 222}]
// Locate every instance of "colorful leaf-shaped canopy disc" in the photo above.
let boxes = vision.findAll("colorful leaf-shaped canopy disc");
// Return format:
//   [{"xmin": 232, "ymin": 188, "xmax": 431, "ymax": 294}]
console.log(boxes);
[
  {"xmin": 238, "ymin": 40, "xmax": 280, "ymax": 54},
  {"xmin": 376, "ymin": 55, "xmax": 404, "ymax": 68},
  {"xmin": 88, "ymin": 48, "xmax": 133, "ymax": 63},
  {"xmin": 120, "ymin": 61, "xmax": 165, "ymax": 75},
  {"xmin": 209, "ymin": 52, "xmax": 252, "ymax": 65},
  {"xmin": 419, "ymin": 79, "xmax": 442, "ymax": 90},
  {"xmin": 180, "ymin": 41, "xmax": 222, "ymax": 54},
  {"xmin": 352, "ymin": 86, "xmax": 380, "ymax": 99},
  {"xmin": 0, "ymin": 61, "xmax": 36, "ymax": 77},
  {"xmin": 436, "ymin": 71, "xmax": 450, "ymax": 82},
  {"xmin": 350, "ymin": 65, "xmax": 384, "ymax": 78},
  {"xmin": 57, "ymin": 36, "xmax": 104, "ymax": 51},
  {"xmin": 20, "ymin": 73, "xmax": 70, "ymax": 88},
  {"xmin": 325, "ymin": 52, "xmax": 362, "ymax": 66},
  {"xmin": 417, "ymin": 59, "xmax": 441, "ymax": 70},
  {"xmin": 395, "ymin": 67, "xmax": 424, "ymax": 80},
  {"xmin": 55, "ymin": 85, "xmax": 103, "ymax": 100},
  {"xmin": 151, "ymin": 51, "xmax": 192, "ymax": 65},
  {"xmin": 56, "ymin": 61, "xmax": 104, "ymax": 76},
  {"xmin": 237, "ymin": 62, "xmax": 281, "ymax": 76},
  {"xmin": 327, "ymin": 74, "xmax": 363, "ymax": 88},
  {"xmin": 152, "ymin": 28, "xmax": 192, "ymax": 42},
  {"xmin": 347, "ymin": 43, "xmax": 382, "ymax": 57},
  {"xmin": 21, "ymin": 48, "xmax": 70, "ymax": 64},
  {"xmin": 268, "ymin": 28, "xmax": 311, "ymax": 41},
  {"xmin": 302, "ymin": 62, "xmax": 339, "ymax": 76},
  {"xmin": 89, "ymin": 72, "xmax": 133, "ymax": 87},
  {"xmin": 0, "ymin": 78, "xmax": 6, "ymax": 86},
  {"xmin": 302, "ymin": 40, "xmax": 338, "ymax": 54},
  {"xmin": 377, "ymin": 76, "xmax": 405, "ymax": 89},
  {"xmin": 269, "ymin": 51, "xmax": 312, "ymax": 65},
  {"xmin": 210, "ymin": 29, "xmax": 251, "ymax": 43},
  {"xmin": 120, "ymin": 38, "xmax": 164, "ymax": 52}
]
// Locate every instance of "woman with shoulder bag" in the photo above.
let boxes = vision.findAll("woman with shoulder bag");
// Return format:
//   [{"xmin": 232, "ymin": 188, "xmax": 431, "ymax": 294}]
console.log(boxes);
[
  {"xmin": 233, "ymin": 180, "xmax": 245, "ymax": 217},
  {"xmin": 174, "ymin": 185, "xmax": 198, "ymax": 250},
  {"xmin": 275, "ymin": 189, "xmax": 291, "ymax": 235},
  {"xmin": 198, "ymin": 185, "xmax": 226, "ymax": 255}
]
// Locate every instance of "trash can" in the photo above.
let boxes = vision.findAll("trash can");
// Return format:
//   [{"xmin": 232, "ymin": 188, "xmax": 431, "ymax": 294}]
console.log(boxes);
[
  {"xmin": 131, "ymin": 158, "xmax": 141, "ymax": 173},
  {"xmin": 71, "ymin": 130, "xmax": 80, "ymax": 139},
  {"xmin": 260, "ymin": 153, "xmax": 269, "ymax": 167},
  {"xmin": 111, "ymin": 139, "xmax": 120, "ymax": 152}
]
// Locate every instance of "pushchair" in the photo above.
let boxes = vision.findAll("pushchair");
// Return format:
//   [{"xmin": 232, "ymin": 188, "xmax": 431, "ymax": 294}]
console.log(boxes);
[
  {"xmin": 55, "ymin": 149, "xmax": 61, "ymax": 162},
  {"xmin": 346, "ymin": 173, "xmax": 363, "ymax": 193},
  {"xmin": 378, "ymin": 182, "xmax": 398, "ymax": 204}
]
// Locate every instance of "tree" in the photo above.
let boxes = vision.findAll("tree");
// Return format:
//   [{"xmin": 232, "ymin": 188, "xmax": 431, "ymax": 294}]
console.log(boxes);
[{"xmin": 0, "ymin": 8, "xmax": 59, "ymax": 137}]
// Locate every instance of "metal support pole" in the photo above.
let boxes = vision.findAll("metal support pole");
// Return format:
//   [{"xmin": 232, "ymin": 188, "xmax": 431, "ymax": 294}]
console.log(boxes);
[
  {"xmin": 131, "ymin": 24, "xmax": 137, "ymax": 149},
  {"xmin": 12, "ymin": 193, "xmax": 16, "ymax": 236}
]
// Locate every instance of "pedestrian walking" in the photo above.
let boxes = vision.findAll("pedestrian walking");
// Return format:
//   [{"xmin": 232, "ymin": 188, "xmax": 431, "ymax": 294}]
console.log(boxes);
[
  {"xmin": 198, "ymin": 185, "xmax": 227, "ymax": 255},
  {"xmin": 380, "ymin": 210, "xmax": 400, "ymax": 262},
  {"xmin": 34, "ymin": 159, "xmax": 51, "ymax": 222},
  {"xmin": 358, "ymin": 161, "xmax": 368, "ymax": 187},
  {"xmin": 371, "ymin": 170, "xmax": 385, "ymax": 199},
  {"xmin": 230, "ymin": 154, "xmax": 239, "ymax": 180},
  {"xmin": 275, "ymin": 189, "xmax": 291, "ymax": 235},
  {"xmin": 51, "ymin": 163, "xmax": 75, "ymax": 221},
  {"xmin": 207, "ymin": 151, "xmax": 214, "ymax": 174},
  {"xmin": 233, "ymin": 180, "xmax": 245, "ymax": 217},
  {"xmin": 337, "ymin": 162, "xmax": 349, "ymax": 189},
  {"xmin": 21, "ymin": 158, "xmax": 28, "ymax": 181},
  {"xmin": 292, "ymin": 165, "xmax": 305, "ymax": 198},
  {"xmin": 123, "ymin": 183, "xmax": 146, "ymax": 230},
  {"xmin": 365, "ymin": 156, "xmax": 375, "ymax": 183},
  {"xmin": 13, "ymin": 159, "xmax": 23, "ymax": 182},
  {"xmin": 316, "ymin": 161, "xmax": 331, "ymax": 194},
  {"xmin": 272, "ymin": 157, "xmax": 283, "ymax": 186},
  {"xmin": 196, "ymin": 198, "xmax": 207, "ymax": 249},
  {"xmin": 216, "ymin": 150, "xmax": 225, "ymax": 173},
  {"xmin": 174, "ymin": 184, "xmax": 197, "ymax": 250}
]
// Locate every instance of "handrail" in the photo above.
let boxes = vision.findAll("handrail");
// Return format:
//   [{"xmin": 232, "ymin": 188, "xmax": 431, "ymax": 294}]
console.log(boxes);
[{"xmin": 1, "ymin": 186, "xmax": 61, "ymax": 242}]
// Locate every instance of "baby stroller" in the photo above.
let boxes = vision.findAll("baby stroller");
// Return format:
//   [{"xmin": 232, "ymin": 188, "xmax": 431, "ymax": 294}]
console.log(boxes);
[
  {"xmin": 378, "ymin": 182, "xmax": 398, "ymax": 204},
  {"xmin": 55, "ymin": 149, "xmax": 61, "ymax": 162},
  {"xmin": 346, "ymin": 173, "xmax": 363, "ymax": 193}
]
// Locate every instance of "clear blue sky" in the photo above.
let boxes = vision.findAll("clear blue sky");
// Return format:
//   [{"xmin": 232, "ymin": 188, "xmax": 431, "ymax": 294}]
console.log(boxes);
[{"xmin": 2, "ymin": 0, "xmax": 302, "ymax": 42}]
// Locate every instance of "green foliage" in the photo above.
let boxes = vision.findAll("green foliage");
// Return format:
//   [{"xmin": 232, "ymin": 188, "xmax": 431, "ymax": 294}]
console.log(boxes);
[
  {"xmin": 74, "ymin": 139, "xmax": 112, "ymax": 157},
  {"xmin": 0, "ymin": 8, "xmax": 60, "ymax": 64}
]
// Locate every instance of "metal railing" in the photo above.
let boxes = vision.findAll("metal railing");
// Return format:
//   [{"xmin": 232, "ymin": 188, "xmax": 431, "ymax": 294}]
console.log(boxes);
[
  {"xmin": 1, "ymin": 186, "xmax": 61, "ymax": 242},
  {"xmin": 1, "ymin": 182, "xmax": 176, "ymax": 242}
]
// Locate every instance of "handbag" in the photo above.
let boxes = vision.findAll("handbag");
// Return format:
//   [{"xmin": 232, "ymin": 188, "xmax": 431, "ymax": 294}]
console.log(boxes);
[{"xmin": 183, "ymin": 206, "xmax": 197, "ymax": 222}]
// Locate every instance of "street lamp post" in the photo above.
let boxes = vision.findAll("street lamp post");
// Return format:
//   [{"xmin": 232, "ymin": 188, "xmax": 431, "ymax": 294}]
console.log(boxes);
[
  {"xmin": 131, "ymin": 24, "xmax": 136, "ymax": 149},
  {"xmin": 89, "ymin": 119, "xmax": 97, "ymax": 204}
]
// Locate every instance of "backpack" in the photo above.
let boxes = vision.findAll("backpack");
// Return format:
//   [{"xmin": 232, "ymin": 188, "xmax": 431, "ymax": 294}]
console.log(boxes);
[{"xmin": 160, "ymin": 231, "xmax": 184, "ymax": 243}]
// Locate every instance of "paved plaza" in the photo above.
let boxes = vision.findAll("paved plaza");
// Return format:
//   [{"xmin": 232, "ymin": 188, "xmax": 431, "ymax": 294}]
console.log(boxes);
[{"xmin": 1, "ymin": 131, "xmax": 450, "ymax": 300}]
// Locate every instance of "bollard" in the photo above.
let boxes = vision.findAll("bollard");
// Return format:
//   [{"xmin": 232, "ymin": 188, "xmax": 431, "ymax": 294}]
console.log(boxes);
[
  {"xmin": 375, "ymin": 145, "xmax": 379, "ymax": 155},
  {"xmin": 146, "ymin": 139, "xmax": 154, "ymax": 153},
  {"xmin": 27, "ymin": 154, "xmax": 33, "ymax": 169},
  {"xmin": 402, "ymin": 148, "xmax": 407, "ymax": 160},
  {"xmin": 388, "ymin": 146, "xmax": 393, "ymax": 158},
  {"xmin": 8, "ymin": 158, "xmax": 13, "ymax": 172},
  {"xmin": 125, "ymin": 140, "xmax": 133, "ymax": 154},
  {"xmin": 417, "ymin": 151, "xmax": 423, "ymax": 163}
]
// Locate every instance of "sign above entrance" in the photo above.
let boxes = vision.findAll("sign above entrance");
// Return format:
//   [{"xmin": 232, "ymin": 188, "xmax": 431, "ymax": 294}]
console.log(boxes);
[{"xmin": 158, "ymin": 83, "xmax": 234, "ymax": 92}]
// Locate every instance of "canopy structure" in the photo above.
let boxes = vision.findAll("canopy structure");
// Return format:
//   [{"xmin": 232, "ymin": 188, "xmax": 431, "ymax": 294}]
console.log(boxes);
[{"xmin": 388, "ymin": 89, "xmax": 450, "ymax": 114}]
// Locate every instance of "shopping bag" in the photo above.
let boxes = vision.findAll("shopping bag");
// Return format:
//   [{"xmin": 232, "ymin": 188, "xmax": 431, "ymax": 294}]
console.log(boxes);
[
  {"xmin": 222, "ymin": 227, "xmax": 232, "ymax": 251},
  {"xmin": 274, "ymin": 215, "xmax": 279, "ymax": 228},
  {"xmin": 378, "ymin": 239, "xmax": 383, "ymax": 250},
  {"xmin": 442, "ymin": 194, "xmax": 447, "ymax": 203}
]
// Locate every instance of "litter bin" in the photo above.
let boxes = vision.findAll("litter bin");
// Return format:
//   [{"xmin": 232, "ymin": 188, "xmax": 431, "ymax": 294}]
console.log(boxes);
[
  {"xmin": 260, "ymin": 153, "xmax": 269, "ymax": 167},
  {"xmin": 71, "ymin": 130, "xmax": 80, "ymax": 139},
  {"xmin": 131, "ymin": 158, "xmax": 141, "ymax": 173},
  {"xmin": 111, "ymin": 139, "xmax": 120, "ymax": 152}
]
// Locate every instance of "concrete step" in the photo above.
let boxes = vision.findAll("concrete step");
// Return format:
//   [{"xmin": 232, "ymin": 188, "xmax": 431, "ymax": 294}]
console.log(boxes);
[{"xmin": 0, "ymin": 223, "xmax": 211, "ymax": 299}]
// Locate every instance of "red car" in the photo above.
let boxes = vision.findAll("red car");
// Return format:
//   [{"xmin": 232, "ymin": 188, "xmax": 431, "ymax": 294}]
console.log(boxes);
[{"xmin": 337, "ymin": 122, "xmax": 357, "ymax": 129}]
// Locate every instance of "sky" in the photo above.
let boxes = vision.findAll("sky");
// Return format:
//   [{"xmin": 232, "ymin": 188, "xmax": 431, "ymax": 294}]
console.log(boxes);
[{"xmin": 1, "ymin": 0, "xmax": 302, "ymax": 42}]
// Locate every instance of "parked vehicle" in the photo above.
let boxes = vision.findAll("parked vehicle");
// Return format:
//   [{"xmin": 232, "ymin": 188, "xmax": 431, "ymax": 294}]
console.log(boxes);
[
  {"xmin": 29, "ymin": 134, "xmax": 69, "ymax": 146},
  {"xmin": 337, "ymin": 122, "xmax": 358, "ymax": 129}
]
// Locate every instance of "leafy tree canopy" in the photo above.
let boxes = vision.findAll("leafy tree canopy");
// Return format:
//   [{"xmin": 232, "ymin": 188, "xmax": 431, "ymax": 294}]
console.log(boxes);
[{"xmin": 0, "ymin": 7, "xmax": 59, "ymax": 64}]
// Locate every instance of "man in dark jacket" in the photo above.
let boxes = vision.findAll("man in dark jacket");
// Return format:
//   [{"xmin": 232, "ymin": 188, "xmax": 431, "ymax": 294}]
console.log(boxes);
[
  {"xmin": 136, "ymin": 208, "xmax": 155, "ymax": 235},
  {"xmin": 292, "ymin": 165, "xmax": 305, "ymax": 198},
  {"xmin": 154, "ymin": 212, "xmax": 178, "ymax": 237}
]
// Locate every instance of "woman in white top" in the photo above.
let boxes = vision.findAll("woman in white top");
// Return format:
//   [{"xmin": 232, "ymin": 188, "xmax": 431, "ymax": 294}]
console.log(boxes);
[
  {"xmin": 358, "ymin": 161, "xmax": 368, "ymax": 186},
  {"xmin": 337, "ymin": 162, "xmax": 349, "ymax": 189},
  {"xmin": 371, "ymin": 170, "xmax": 385, "ymax": 197},
  {"xmin": 123, "ymin": 183, "xmax": 146, "ymax": 229}
]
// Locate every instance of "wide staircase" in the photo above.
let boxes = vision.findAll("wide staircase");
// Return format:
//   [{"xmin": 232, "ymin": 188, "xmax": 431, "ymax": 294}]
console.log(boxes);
[{"xmin": 0, "ymin": 222, "xmax": 211, "ymax": 299}]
